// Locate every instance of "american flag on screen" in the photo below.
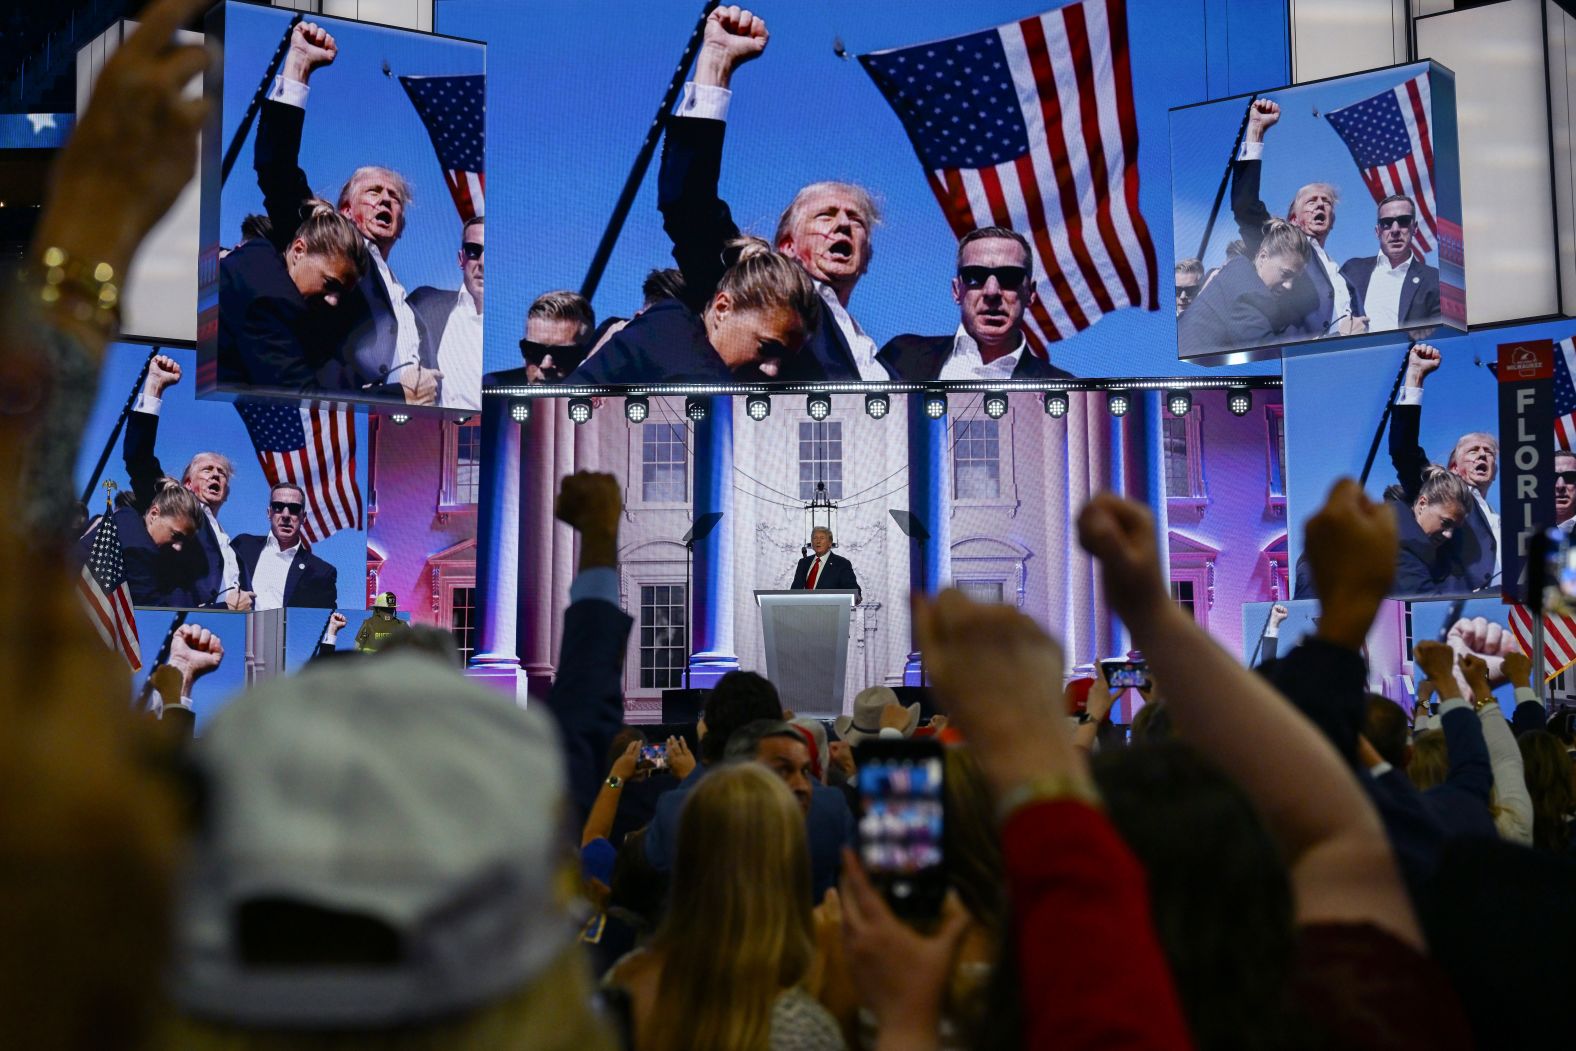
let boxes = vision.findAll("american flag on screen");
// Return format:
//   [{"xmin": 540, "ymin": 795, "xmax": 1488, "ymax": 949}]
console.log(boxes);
[
  {"xmin": 399, "ymin": 74, "xmax": 485, "ymax": 221},
  {"xmin": 1324, "ymin": 73, "xmax": 1437, "ymax": 258},
  {"xmin": 78, "ymin": 511, "xmax": 142, "ymax": 671},
  {"xmin": 1553, "ymin": 336, "xmax": 1576, "ymax": 451},
  {"xmin": 235, "ymin": 401, "xmax": 362, "ymax": 543},
  {"xmin": 1507, "ymin": 604, "xmax": 1576, "ymax": 681},
  {"xmin": 859, "ymin": 0, "xmax": 1159, "ymax": 355}
]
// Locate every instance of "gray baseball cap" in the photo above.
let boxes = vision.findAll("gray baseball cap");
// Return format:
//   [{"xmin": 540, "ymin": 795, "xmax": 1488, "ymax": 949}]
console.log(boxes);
[{"xmin": 169, "ymin": 653, "xmax": 576, "ymax": 1028}]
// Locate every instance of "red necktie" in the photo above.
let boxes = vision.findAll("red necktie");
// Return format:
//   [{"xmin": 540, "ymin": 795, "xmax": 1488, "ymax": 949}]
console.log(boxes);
[{"xmin": 806, "ymin": 556, "xmax": 822, "ymax": 590}]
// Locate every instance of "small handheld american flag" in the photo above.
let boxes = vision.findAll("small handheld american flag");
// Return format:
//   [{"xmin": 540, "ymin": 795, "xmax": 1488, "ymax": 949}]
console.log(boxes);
[
  {"xmin": 399, "ymin": 73, "xmax": 485, "ymax": 222},
  {"xmin": 1324, "ymin": 72, "xmax": 1437, "ymax": 259},
  {"xmin": 859, "ymin": 0, "xmax": 1159, "ymax": 357},
  {"xmin": 78, "ymin": 483, "xmax": 142, "ymax": 671}
]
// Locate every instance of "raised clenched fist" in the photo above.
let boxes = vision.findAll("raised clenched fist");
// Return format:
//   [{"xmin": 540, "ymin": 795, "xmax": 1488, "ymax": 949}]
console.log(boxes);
[{"xmin": 285, "ymin": 21, "xmax": 338, "ymax": 82}]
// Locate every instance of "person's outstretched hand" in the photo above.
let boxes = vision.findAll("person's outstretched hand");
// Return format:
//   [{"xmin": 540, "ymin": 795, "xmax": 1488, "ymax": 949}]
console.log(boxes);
[
  {"xmin": 913, "ymin": 588, "xmax": 1078, "ymax": 798},
  {"xmin": 1414, "ymin": 640, "xmax": 1461, "ymax": 700},
  {"xmin": 665, "ymin": 735, "xmax": 696, "ymax": 780},
  {"xmin": 35, "ymin": 0, "xmax": 211, "ymax": 293},
  {"xmin": 282, "ymin": 20, "xmax": 338, "ymax": 83},
  {"xmin": 1459, "ymin": 653, "xmax": 1494, "ymax": 708},
  {"xmin": 1246, "ymin": 98, "xmax": 1280, "ymax": 142},
  {"xmin": 1305, "ymin": 480, "xmax": 1396, "ymax": 650},
  {"xmin": 837, "ymin": 850, "xmax": 971, "ymax": 1050}
]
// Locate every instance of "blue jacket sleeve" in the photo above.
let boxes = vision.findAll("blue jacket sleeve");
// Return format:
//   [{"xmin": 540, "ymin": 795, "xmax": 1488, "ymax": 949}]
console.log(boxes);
[
  {"xmin": 543, "ymin": 576, "xmax": 634, "ymax": 824},
  {"xmin": 1256, "ymin": 637, "xmax": 1368, "ymax": 764},
  {"xmin": 1435, "ymin": 702, "xmax": 1494, "ymax": 805},
  {"xmin": 658, "ymin": 116, "xmax": 739, "ymax": 311}
]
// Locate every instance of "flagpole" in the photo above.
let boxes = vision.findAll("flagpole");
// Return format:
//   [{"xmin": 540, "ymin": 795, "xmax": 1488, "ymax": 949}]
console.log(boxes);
[
  {"xmin": 80, "ymin": 347, "xmax": 161, "ymax": 507},
  {"xmin": 1193, "ymin": 94, "xmax": 1258, "ymax": 264},
  {"xmin": 1533, "ymin": 614, "xmax": 1547, "ymax": 707},
  {"xmin": 220, "ymin": 13, "xmax": 304, "ymax": 186},
  {"xmin": 578, "ymin": 0, "xmax": 720, "ymax": 303}
]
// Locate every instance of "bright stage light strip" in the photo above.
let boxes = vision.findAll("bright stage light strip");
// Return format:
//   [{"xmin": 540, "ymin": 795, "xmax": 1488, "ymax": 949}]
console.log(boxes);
[{"xmin": 482, "ymin": 376, "xmax": 1284, "ymax": 398}]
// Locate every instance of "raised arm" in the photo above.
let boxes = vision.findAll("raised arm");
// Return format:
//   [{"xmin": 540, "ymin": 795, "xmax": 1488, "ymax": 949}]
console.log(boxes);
[
  {"xmin": 1077, "ymin": 482, "xmax": 1424, "ymax": 950},
  {"xmin": 1230, "ymin": 99, "xmax": 1278, "ymax": 250},
  {"xmin": 1388, "ymin": 343, "xmax": 1440, "ymax": 501},
  {"xmin": 123, "ymin": 354, "xmax": 181, "ymax": 508},
  {"xmin": 1461, "ymin": 653, "xmax": 1534, "ymax": 844},
  {"xmin": 254, "ymin": 22, "xmax": 337, "ymax": 250}
]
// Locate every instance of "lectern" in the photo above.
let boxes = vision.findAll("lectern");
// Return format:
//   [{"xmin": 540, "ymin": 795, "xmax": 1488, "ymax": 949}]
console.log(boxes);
[{"xmin": 754, "ymin": 590, "xmax": 856, "ymax": 718}]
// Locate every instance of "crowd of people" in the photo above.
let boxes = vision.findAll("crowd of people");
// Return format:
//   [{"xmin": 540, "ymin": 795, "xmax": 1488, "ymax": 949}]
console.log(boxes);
[{"xmin": 9, "ymin": 2, "xmax": 1576, "ymax": 1050}]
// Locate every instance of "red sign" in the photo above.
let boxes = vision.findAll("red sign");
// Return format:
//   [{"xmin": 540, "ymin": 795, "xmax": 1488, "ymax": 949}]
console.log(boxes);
[{"xmin": 1498, "ymin": 339, "xmax": 1554, "ymax": 382}]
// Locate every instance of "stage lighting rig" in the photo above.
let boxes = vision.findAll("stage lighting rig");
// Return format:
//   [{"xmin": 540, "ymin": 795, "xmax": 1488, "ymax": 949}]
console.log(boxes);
[{"xmin": 624, "ymin": 396, "xmax": 649, "ymax": 423}]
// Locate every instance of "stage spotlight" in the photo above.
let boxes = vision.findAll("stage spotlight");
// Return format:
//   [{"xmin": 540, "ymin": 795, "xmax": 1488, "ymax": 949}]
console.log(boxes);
[
  {"xmin": 746, "ymin": 394, "xmax": 772, "ymax": 420},
  {"xmin": 1106, "ymin": 390, "xmax": 1130, "ymax": 417},
  {"xmin": 1227, "ymin": 386, "xmax": 1253, "ymax": 417},
  {"xmin": 923, "ymin": 391, "xmax": 948, "ymax": 419},
  {"xmin": 567, "ymin": 397, "xmax": 594, "ymax": 424},
  {"xmin": 864, "ymin": 392, "xmax": 890, "ymax": 419},
  {"xmin": 1165, "ymin": 389, "xmax": 1192, "ymax": 417},
  {"xmin": 508, "ymin": 401, "xmax": 530, "ymax": 424},
  {"xmin": 982, "ymin": 392, "xmax": 1009, "ymax": 419},
  {"xmin": 805, "ymin": 394, "xmax": 832, "ymax": 421},
  {"xmin": 391, "ymin": 412, "xmax": 411, "ymax": 426},
  {"xmin": 452, "ymin": 415, "xmax": 472, "ymax": 425},
  {"xmin": 685, "ymin": 397, "xmax": 709, "ymax": 422},
  {"xmin": 1042, "ymin": 391, "xmax": 1069, "ymax": 418},
  {"xmin": 624, "ymin": 396, "xmax": 649, "ymax": 423}
]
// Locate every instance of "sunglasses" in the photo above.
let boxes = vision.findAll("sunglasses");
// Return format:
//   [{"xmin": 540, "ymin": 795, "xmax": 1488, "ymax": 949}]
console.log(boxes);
[
  {"xmin": 518, "ymin": 338, "xmax": 588, "ymax": 371},
  {"xmin": 1175, "ymin": 286, "xmax": 1198, "ymax": 302},
  {"xmin": 270, "ymin": 501, "xmax": 305, "ymax": 516},
  {"xmin": 1378, "ymin": 214, "xmax": 1415, "ymax": 230},
  {"xmin": 1558, "ymin": 471, "xmax": 1576, "ymax": 486},
  {"xmin": 461, "ymin": 242, "xmax": 485, "ymax": 261},
  {"xmin": 958, "ymin": 265, "xmax": 1030, "ymax": 290}
]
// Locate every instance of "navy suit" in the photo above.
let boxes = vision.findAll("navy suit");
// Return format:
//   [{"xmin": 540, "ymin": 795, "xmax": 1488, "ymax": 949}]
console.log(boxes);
[
  {"xmin": 1390, "ymin": 497, "xmax": 1477, "ymax": 597},
  {"xmin": 1389, "ymin": 402, "xmax": 1495, "ymax": 592},
  {"xmin": 252, "ymin": 99, "xmax": 432, "ymax": 399},
  {"xmin": 659, "ymin": 115, "xmax": 866, "ymax": 382},
  {"xmin": 122, "ymin": 410, "xmax": 226, "ymax": 607},
  {"xmin": 231, "ymin": 533, "xmax": 338, "ymax": 609},
  {"xmin": 645, "ymin": 766, "xmax": 855, "ymax": 902},
  {"xmin": 1341, "ymin": 255, "xmax": 1441, "ymax": 328},
  {"xmin": 791, "ymin": 551, "xmax": 861, "ymax": 605},
  {"xmin": 543, "ymin": 590, "xmax": 636, "ymax": 824},
  {"xmin": 217, "ymin": 239, "xmax": 340, "ymax": 393},
  {"xmin": 1177, "ymin": 256, "xmax": 1308, "ymax": 359},
  {"xmin": 876, "ymin": 333, "xmax": 1073, "ymax": 383},
  {"xmin": 564, "ymin": 299, "xmax": 733, "ymax": 386},
  {"xmin": 1230, "ymin": 156, "xmax": 1337, "ymax": 338},
  {"xmin": 81, "ymin": 506, "xmax": 200, "ymax": 608}
]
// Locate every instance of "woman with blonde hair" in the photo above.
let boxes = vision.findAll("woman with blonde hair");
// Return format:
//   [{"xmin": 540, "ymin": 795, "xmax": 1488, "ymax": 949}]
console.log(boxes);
[{"xmin": 607, "ymin": 762, "xmax": 844, "ymax": 1051}]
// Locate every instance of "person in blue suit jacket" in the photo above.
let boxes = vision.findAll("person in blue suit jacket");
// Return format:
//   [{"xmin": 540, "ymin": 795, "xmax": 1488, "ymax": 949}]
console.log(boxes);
[
  {"xmin": 243, "ymin": 20, "xmax": 442, "ymax": 405},
  {"xmin": 1178, "ymin": 219, "xmax": 1315, "ymax": 359},
  {"xmin": 81, "ymin": 481, "xmax": 204, "ymax": 608}
]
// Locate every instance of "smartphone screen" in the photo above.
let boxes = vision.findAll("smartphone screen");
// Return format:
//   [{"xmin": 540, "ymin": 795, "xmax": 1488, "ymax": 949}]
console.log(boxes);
[
  {"xmin": 853, "ymin": 739, "xmax": 946, "ymax": 919},
  {"xmin": 639, "ymin": 742, "xmax": 668, "ymax": 769},
  {"xmin": 1101, "ymin": 659, "xmax": 1151, "ymax": 691}
]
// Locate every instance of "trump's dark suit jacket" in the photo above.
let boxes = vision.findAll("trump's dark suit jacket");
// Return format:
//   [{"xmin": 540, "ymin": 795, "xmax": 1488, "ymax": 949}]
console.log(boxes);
[{"xmin": 791, "ymin": 551, "xmax": 861, "ymax": 604}]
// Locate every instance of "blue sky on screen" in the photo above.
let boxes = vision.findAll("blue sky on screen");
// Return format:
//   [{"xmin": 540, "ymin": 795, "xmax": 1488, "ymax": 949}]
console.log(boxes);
[
  {"xmin": 436, "ymin": 0, "xmax": 1288, "ymax": 380},
  {"xmin": 1169, "ymin": 62, "xmax": 1440, "ymax": 275},
  {"xmin": 1283, "ymin": 319, "xmax": 1576, "ymax": 570},
  {"xmin": 74, "ymin": 345, "xmax": 368, "ymax": 610},
  {"xmin": 216, "ymin": 2, "xmax": 484, "ymax": 297},
  {"xmin": 129, "ymin": 608, "xmax": 251, "ymax": 733}
]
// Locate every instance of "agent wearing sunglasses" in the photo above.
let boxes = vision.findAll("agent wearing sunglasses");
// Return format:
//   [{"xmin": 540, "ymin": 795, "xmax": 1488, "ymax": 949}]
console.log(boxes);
[
  {"xmin": 229, "ymin": 483, "xmax": 339, "ymax": 610},
  {"xmin": 1557, "ymin": 451, "xmax": 1576, "ymax": 534},
  {"xmin": 877, "ymin": 227, "xmax": 1073, "ymax": 383},
  {"xmin": 408, "ymin": 216, "xmax": 485, "ymax": 411},
  {"xmin": 1339, "ymin": 194, "xmax": 1441, "ymax": 333}
]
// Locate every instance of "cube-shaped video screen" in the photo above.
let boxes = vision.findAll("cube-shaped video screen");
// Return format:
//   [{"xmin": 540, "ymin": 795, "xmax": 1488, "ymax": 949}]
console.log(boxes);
[
  {"xmin": 1169, "ymin": 61, "xmax": 1462, "ymax": 365},
  {"xmin": 199, "ymin": 3, "xmax": 485, "ymax": 413}
]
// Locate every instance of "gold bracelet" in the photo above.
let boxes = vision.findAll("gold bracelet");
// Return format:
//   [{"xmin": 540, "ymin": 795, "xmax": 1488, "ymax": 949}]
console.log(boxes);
[
  {"xmin": 23, "ymin": 246, "xmax": 122, "ymax": 335},
  {"xmin": 995, "ymin": 773, "xmax": 1102, "ymax": 826}
]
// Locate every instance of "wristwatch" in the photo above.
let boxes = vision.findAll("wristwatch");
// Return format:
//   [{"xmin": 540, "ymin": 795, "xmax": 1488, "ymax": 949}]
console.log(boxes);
[{"xmin": 605, "ymin": 775, "xmax": 624, "ymax": 789}]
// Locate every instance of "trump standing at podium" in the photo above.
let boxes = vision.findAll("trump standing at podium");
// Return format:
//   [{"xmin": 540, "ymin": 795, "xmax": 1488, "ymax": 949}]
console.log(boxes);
[{"xmin": 790, "ymin": 527, "xmax": 861, "ymax": 605}]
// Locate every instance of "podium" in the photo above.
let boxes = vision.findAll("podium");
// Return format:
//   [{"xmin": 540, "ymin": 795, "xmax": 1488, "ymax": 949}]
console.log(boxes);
[{"xmin": 754, "ymin": 590, "xmax": 857, "ymax": 718}]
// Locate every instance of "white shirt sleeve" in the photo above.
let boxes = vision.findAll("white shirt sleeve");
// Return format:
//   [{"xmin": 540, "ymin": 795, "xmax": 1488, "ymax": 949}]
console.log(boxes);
[
  {"xmin": 1264, "ymin": 624, "xmax": 1280, "ymax": 639},
  {"xmin": 1514, "ymin": 686, "xmax": 1542, "ymax": 707},
  {"xmin": 1396, "ymin": 385, "xmax": 1424, "ymax": 407},
  {"xmin": 268, "ymin": 75, "xmax": 310, "ymax": 109},
  {"xmin": 1237, "ymin": 140, "xmax": 1264, "ymax": 162},
  {"xmin": 676, "ymin": 81, "xmax": 731, "ymax": 121},
  {"xmin": 134, "ymin": 392, "xmax": 163, "ymax": 416},
  {"xmin": 1478, "ymin": 705, "xmax": 1534, "ymax": 845}
]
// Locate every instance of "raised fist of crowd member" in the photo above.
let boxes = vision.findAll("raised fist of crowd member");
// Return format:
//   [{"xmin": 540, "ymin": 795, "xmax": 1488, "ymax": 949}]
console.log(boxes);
[
  {"xmin": 1413, "ymin": 640, "xmax": 1462, "ymax": 700},
  {"xmin": 555, "ymin": 470, "xmax": 622, "ymax": 569},
  {"xmin": 1304, "ymin": 479, "xmax": 1397, "ymax": 650},
  {"xmin": 695, "ymin": 5, "xmax": 770, "ymax": 87}
]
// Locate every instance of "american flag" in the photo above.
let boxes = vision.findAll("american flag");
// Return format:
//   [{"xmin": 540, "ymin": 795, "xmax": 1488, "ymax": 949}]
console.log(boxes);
[
  {"xmin": 1324, "ymin": 72, "xmax": 1437, "ymax": 258},
  {"xmin": 859, "ymin": 0, "xmax": 1158, "ymax": 354},
  {"xmin": 1507, "ymin": 604, "xmax": 1576, "ymax": 681},
  {"xmin": 399, "ymin": 74, "xmax": 485, "ymax": 221},
  {"xmin": 1554, "ymin": 336, "xmax": 1576, "ymax": 451},
  {"xmin": 235, "ymin": 401, "xmax": 362, "ymax": 543},
  {"xmin": 78, "ymin": 510, "xmax": 142, "ymax": 671}
]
